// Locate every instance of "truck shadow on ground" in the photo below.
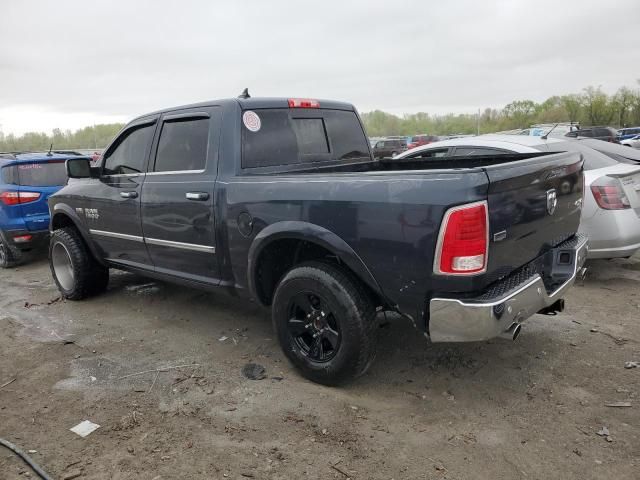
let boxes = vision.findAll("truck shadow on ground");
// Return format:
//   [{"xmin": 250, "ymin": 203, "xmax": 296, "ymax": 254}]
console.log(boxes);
[{"xmin": 100, "ymin": 269, "xmax": 558, "ymax": 394}]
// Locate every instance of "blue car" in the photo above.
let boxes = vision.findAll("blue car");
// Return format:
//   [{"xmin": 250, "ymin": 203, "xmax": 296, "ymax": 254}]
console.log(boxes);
[
  {"xmin": 0, "ymin": 151, "xmax": 88, "ymax": 267},
  {"xmin": 617, "ymin": 126, "xmax": 640, "ymax": 141}
]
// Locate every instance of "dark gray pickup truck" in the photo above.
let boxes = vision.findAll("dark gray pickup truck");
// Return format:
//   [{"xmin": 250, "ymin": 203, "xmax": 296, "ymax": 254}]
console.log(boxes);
[{"xmin": 48, "ymin": 95, "xmax": 588, "ymax": 384}]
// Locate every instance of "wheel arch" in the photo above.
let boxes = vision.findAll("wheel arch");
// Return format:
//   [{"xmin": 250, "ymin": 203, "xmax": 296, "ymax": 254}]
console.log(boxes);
[
  {"xmin": 50, "ymin": 204, "xmax": 105, "ymax": 266},
  {"xmin": 247, "ymin": 221, "xmax": 388, "ymax": 308}
]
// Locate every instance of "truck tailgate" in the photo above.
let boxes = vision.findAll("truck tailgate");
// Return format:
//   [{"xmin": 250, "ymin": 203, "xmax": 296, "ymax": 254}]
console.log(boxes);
[{"xmin": 484, "ymin": 151, "xmax": 583, "ymax": 282}]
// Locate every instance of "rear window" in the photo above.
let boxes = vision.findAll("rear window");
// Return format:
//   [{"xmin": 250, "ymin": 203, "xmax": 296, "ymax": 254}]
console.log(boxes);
[
  {"xmin": 541, "ymin": 141, "xmax": 619, "ymax": 170},
  {"xmin": 3, "ymin": 161, "xmax": 68, "ymax": 186},
  {"xmin": 242, "ymin": 109, "xmax": 370, "ymax": 169},
  {"xmin": 1, "ymin": 165, "xmax": 18, "ymax": 184},
  {"xmin": 453, "ymin": 147, "xmax": 508, "ymax": 156}
]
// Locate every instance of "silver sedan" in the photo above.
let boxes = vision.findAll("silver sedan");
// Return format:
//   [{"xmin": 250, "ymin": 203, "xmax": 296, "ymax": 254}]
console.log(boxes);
[
  {"xmin": 395, "ymin": 135, "xmax": 640, "ymax": 259},
  {"xmin": 621, "ymin": 135, "xmax": 640, "ymax": 149}
]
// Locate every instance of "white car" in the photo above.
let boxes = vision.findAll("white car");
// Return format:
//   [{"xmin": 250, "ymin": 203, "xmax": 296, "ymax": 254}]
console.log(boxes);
[
  {"xmin": 621, "ymin": 135, "xmax": 640, "ymax": 149},
  {"xmin": 395, "ymin": 135, "xmax": 640, "ymax": 259}
]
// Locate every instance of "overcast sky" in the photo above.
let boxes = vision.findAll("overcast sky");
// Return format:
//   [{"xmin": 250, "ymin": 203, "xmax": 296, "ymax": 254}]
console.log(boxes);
[{"xmin": 1, "ymin": 0, "xmax": 639, "ymax": 135}]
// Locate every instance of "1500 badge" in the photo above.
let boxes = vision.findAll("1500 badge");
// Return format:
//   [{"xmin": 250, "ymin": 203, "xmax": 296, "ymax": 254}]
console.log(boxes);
[{"xmin": 76, "ymin": 207, "xmax": 99, "ymax": 220}]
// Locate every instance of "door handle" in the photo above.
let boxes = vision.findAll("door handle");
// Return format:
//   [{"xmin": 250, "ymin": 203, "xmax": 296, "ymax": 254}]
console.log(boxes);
[
  {"xmin": 120, "ymin": 191, "xmax": 138, "ymax": 199},
  {"xmin": 186, "ymin": 192, "xmax": 209, "ymax": 201}
]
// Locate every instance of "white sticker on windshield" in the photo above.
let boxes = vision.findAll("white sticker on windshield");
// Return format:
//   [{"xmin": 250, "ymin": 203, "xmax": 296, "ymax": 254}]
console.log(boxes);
[{"xmin": 243, "ymin": 111, "xmax": 261, "ymax": 132}]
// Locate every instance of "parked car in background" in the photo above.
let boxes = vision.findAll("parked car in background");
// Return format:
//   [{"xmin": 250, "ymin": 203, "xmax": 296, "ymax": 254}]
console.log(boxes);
[
  {"xmin": 0, "ymin": 151, "xmax": 88, "ymax": 267},
  {"xmin": 565, "ymin": 126, "xmax": 619, "ymax": 143},
  {"xmin": 617, "ymin": 127, "xmax": 640, "ymax": 141},
  {"xmin": 397, "ymin": 135, "xmax": 640, "ymax": 259},
  {"xmin": 519, "ymin": 123, "xmax": 579, "ymax": 137},
  {"xmin": 621, "ymin": 134, "xmax": 640, "ymax": 149},
  {"xmin": 407, "ymin": 134, "xmax": 439, "ymax": 149},
  {"xmin": 368, "ymin": 136, "xmax": 383, "ymax": 148},
  {"xmin": 372, "ymin": 138, "xmax": 407, "ymax": 158}
]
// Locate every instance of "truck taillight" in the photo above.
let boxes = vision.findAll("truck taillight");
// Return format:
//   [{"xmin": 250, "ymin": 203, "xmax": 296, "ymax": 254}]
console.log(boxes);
[
  {"xmin": 0, "ymin": 191, "xmax": 41, "ymax": 205},
  {"xmin": 288, "ymin": 98, "xmax": 320, "ymax": 108},
  {"xmin": 590, "ymin": 177, "xmax": 630, "ymax": 210},
  {"xmin": 434, "ymin": 201, "xmax": 488, "ymax": 275}
]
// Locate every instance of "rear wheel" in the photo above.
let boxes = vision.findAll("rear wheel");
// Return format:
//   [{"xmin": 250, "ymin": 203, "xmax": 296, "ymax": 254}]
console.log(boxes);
[
  {"xmin": 272, "ymin": 261, "xmax": 377, "ymax": 385},
  {"xmin": 49, "ymin": 227, "xmax": 109, "ymax": 300},
  {"xmin": 0, "ymin": 236, "xmax": 22, "ymax": 268}
]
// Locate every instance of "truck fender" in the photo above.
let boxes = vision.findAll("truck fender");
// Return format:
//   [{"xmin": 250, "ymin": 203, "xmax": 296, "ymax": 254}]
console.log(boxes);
[
  {"xmin": 247, "ymin": 220, "xmax": 387, "ymax": 305},
  {"xmin": 50, "ymin": 203, "xmax": 106, "ymax": 266}
]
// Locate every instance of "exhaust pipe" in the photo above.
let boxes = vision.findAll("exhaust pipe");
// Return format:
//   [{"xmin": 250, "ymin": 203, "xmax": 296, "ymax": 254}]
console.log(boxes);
[{"xmin": 499, "ymin": 322, "xmax": 522, "ymax": 341}]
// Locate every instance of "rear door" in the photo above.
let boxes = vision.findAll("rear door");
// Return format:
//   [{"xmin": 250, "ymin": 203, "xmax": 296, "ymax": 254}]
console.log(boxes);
[
  {"xmin": 484, "ymin": 151, "xmax": 584, "ymax": 276},
  {"xmin": 15, "ymin": 159, "xmax": 68, "ymax": 231},
  {"xmin": 89, "ymin": 118, "xmax": 157, "ymax": 267},
  {"xmin": 140, "ymin": 107, "xmax": 221, "ymax": 283}
]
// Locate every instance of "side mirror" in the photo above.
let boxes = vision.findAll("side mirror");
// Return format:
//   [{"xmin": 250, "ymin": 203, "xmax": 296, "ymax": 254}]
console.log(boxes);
[{"xmin": 66, "ymin": 158, "xmax": 94, "ymax": 178}]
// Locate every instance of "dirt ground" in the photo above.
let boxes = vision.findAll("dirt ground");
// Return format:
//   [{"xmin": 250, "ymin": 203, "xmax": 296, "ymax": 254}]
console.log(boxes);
[{"xmin": 1, "ymin": 253, "xmax": 639, "ymax": 480}]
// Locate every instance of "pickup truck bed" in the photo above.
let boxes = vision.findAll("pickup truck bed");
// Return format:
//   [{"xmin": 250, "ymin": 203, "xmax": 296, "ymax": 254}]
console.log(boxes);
[{"xmin": 48, "ymin": 96, "xmax": 587, "ymax": 384}]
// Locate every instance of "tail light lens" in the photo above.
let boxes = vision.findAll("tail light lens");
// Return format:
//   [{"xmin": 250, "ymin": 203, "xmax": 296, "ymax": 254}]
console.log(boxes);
[
  {"xmin": 590, "ymin": 177, "xmax": 630, "ymax": 210},
  {"xmin": 435, "ymin": 201, "xmax": 488, "ymax": 275},
  {"xmin": 288, "ymin": 98, "xmax": 320, "ymax": 108},
  {"xmin": 0, "ymin": 191, "xmax": 41, "ymax": 205}
]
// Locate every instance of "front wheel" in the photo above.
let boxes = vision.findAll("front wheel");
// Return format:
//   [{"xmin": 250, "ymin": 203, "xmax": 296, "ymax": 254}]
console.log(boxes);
[
  {"xmin": 49, "ymin": 227, "xmax": 109, "ymax": 300},
  {"xmin": 272, "ymin": 262, "xmax": 377, "ymax": 385}
]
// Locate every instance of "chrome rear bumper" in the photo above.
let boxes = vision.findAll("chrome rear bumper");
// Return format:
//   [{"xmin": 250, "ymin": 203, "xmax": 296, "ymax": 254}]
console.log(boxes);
[{"xmin": 428, "ymin": 235, "xmax": 588, "ymax": 342}]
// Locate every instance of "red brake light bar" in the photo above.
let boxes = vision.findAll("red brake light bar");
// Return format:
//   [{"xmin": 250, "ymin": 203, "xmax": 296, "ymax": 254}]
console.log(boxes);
[
  {"xmin": 0, "ymin": 191, "xmax": 41, "ymax": 206},
  {"xmin": 288, "ymin": 98, "xmax": 320, "ymax": 108}
]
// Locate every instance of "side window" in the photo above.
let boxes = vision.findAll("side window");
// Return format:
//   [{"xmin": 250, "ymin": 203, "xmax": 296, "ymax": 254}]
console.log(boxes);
[
  {"xmin": 103, "ymin": 124, "xmax": 155, "ymax": 175},
  {"xmin": 375, "ymin": 141, "xmax": 384, "ymax": 149},
  {"xmin": 408, "ymin": 148, "xmax": 449, "ymax": 159},
  {"xmin": 154, "ymin": 117, "xmax": 209, "ymax": 172},
  {"xmin": 453, "ymin": 147, "xmax": 509, "ymax": 156}
]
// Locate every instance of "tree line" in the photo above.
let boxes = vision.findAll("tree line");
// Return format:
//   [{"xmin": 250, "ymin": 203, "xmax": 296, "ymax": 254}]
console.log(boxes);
[
  {"xmin": 0, "ymin": 123, "xmax": 124, "ymax": 153},
  {"xmin": 362, "ymin": 83, "xmax": 640, "ymax": 137},
  {"xmin": 1, "ymin": 82, "xmax": 640, "ymax": 152}
]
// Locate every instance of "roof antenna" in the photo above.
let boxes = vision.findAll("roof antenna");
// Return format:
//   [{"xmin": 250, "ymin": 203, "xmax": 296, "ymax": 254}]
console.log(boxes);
[
  {"xmin": 541, "ymin": 123, "xmax": 558, "ymax": 140},
  {"xmin": 47, "ymin": 143, "xmax": 53, "ymax": 156},
  {"xmin": 238, "ymin": 88, "xmax": 250, "ymax": 99}
]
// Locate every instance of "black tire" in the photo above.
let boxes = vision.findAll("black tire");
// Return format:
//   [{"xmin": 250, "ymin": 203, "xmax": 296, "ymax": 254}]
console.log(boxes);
[
  {"xmin": 272, "ymin": 261, "xmax": 377, "ymax": 385},
  {"xmin": 0, "ymin": 235, "xmax": 22, "ymax": 268},
  {"xmin": 391, "ymin": 151, "xmax": 398, "ymax": 157},
  {"xmin": 49, "ymin": 227, "xmax": 109, "ymax": 300}
]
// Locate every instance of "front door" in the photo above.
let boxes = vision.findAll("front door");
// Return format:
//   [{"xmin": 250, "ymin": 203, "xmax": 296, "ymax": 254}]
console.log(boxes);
[
  {"xmin": 88, "ymin": 119, "xmax": 157, "ymax": 268},
  {"xmin": 140, "ymin": 108, "xmax": 220, "ymax": 283}
]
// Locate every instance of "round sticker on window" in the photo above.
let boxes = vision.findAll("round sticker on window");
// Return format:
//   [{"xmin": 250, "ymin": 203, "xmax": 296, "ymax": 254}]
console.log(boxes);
[{"xmin": 243, "ymin": 110, "xmax": 261, "ymax": 132}]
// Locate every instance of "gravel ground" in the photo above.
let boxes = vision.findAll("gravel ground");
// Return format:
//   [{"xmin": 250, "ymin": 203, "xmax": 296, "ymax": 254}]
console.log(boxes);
[{"xmin": 0, "ymin": 253, "xmax": 639, "ymax": 479}]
